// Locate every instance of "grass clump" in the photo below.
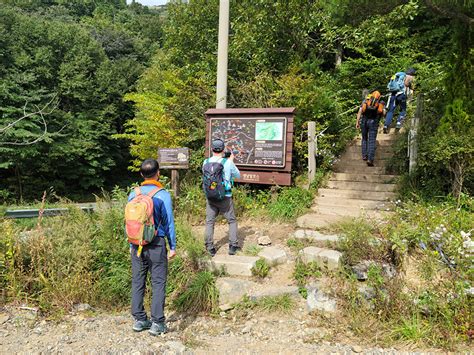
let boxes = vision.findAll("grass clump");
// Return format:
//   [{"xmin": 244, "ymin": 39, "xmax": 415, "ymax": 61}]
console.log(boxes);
[
  {"xmin": 173, "ymin": 271, "xmax": 218, "ymax": 314},
  {"xmin": 243, "ymin": 244, "xmax": 263, "ymax": 256},
  {"xmin": 251, "ymin": 258, "xmax": 270, "ymax": 278},
  {"xmin": 267, "ymin": 187, "xmax": 313, "ymax": 220},
  {"xmin": 236, "ymin": 294, "xmax": 295, "ymax": 314},
  {"xmin": 286, "ymin": 238, "xmax": 305, "ymax": 251}
]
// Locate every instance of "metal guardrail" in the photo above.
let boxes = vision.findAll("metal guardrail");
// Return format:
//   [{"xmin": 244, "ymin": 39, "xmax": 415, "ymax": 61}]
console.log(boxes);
[{"xmin": 5, "ymin": 206, "xmax": 95, "ymax": 219}]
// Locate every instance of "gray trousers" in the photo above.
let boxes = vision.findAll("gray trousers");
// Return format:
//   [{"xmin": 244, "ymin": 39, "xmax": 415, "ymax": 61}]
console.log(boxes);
[
  {"xmin": 205, "ymin": 197, "xmax": 238, "ymax": 248},
  {"xmin": 130, "ymin": 237, "xmax": 167, "ymax": 323}
]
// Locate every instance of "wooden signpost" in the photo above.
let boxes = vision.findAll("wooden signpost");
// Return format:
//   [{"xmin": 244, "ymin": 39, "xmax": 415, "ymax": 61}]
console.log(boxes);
[
  {"xmin": 205, "ymin": 108, "xmax": 295, "ymax": 185},
  {"xmin": 157, "ymin": 147, "xmax": 189, "ymax": 197}
]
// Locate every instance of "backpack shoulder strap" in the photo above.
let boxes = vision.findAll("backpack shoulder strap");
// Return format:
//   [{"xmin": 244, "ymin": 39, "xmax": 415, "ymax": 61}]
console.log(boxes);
[
  {"xmin": 146, "ymin": 187, "xmax": 163, "ymax": 198},
  {"xmin": 134, "ymin": 187, "xmax": 142, "ymax": 197},
  {"xmin": 220, "ymin": 158, "xmax": 227, "ymax": 165}
]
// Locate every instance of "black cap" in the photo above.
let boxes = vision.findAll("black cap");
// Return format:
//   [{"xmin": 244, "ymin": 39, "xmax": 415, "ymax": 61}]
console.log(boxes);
[
  {"xmin": 406, "ymin": 68, "xmax": 416, "ymax": 76},
  {"xmin": 211, "ymin": 138, "xmax": 225, "ymax": 152}
]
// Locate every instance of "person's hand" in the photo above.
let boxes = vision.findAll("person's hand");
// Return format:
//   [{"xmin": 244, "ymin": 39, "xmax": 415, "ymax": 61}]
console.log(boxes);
[
  {"xmin": 168, "ymin": 250, "xmax": 176, "ymax": 260},
  {"xmin": 229, "ymin": 152, "xmax": 235, "ymax": 161}
]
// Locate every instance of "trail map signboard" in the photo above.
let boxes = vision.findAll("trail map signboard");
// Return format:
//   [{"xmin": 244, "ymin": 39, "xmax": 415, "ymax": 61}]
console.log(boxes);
[
  {"xmin": 158, "ymin": 148, "xmax": 189, "ymax": 169},
  {"xmin": 205, "ymin": 108, "xmax": 295, "ymax": 185},
  {"xmin": 209, "ymin": 117, "xmax": 287, "ymax": 168}
]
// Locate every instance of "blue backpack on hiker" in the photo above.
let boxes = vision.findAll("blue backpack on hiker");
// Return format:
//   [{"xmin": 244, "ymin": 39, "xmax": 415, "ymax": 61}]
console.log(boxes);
[
  {"xmin": 387, "ymin": 71, "xmax": 406, "ymax": 93},
  {"xmin": 202, "ymin": 158, "xmax": 227, "ymax": 201}
]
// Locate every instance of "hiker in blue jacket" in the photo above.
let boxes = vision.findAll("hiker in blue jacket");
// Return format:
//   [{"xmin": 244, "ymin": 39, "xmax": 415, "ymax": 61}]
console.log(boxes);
[
  {"xmin": 383, "ymin": 68, "xmax": 416, "ymax": 133},
  {"xmin": 128, "ymin": 159, "xmax": 176, "ymax": 336}
]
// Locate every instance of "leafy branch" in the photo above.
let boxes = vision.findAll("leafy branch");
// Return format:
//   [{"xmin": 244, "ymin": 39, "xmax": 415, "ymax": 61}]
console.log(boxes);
[{"xmin": 0, "ymin": 95, "xmax": 64, "ymax": 146}]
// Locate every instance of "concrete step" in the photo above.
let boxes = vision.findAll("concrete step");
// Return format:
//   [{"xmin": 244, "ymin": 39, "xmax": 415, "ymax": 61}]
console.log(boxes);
[
  {"xmin": 299, "ymin": 246, "xmax": 342, "ymax": 271},
  {"xmin": 329, "ymin": 173, "xmax": 398, "ymax": 184},
  {"xmin": 293, "ymin": 229, "xmax": 340, "ymax": 242},
  {"xmin": 204, "ymin": 255, "xmax": 259, "ymax": 277},
  {"xmin": 335, "ymin": 160, "xmax": 388, "ymax": 169},
  {"xmin": 318, "ymin": 188, "xmax": 396, "ymax": 201},
  {"xmin": 326, "ymin": 180, "xmax": 397, "ymax": 192},
  {"xmin": 356, "ymin": 133, "xmax": 397, "ymax": 141},
  {"xmin": 341, "ymin": 152, "xmax": 392, "ymax": 160},
  {"xmin": 355, "ymin": 140, "xmax": 395, "ymax": 147},
  {"xmin": 296, "ymin": 213, "xmax": 348, "ymax": 229},
  {"xmin": 311, "ymin": 205, "xmax": 383, "ymax": 218},
  {"xmin": 333, "ymin": 164, "xmax": 387, "ymax": 174},
  {"xmin": 314, "ymin": 197, "xmax": 393, "ymax": 210}
]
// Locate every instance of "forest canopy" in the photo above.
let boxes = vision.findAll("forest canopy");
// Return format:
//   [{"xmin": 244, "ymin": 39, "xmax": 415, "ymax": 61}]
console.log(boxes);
[{"xmin": 0, "ymin": 0, "xmax": 472, "ymax": 201}]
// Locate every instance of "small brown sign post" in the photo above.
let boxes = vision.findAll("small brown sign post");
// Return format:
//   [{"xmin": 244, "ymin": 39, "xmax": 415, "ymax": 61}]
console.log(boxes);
[
  {"xmin": 205, "ymin": 108, "xmax": 295, "ymax": 185},
  {"xmin": 157, "ymin": 148, "xmax": 189, "ymax": 197}
]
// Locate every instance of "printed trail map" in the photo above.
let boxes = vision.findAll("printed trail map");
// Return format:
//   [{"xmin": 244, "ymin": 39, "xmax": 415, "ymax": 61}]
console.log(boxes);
[{"xmin": 209, "ymin": 117, "xmax": 287, "ymax": 168}]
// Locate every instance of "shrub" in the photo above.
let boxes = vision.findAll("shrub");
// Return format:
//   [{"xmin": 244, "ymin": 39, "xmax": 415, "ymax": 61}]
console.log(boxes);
[{"xmin": 267, "ymin": 186, "xmax": 313, "ymax": 220}]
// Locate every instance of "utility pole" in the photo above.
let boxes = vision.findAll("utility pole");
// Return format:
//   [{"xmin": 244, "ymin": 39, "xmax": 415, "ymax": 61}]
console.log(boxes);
[{"xmin": 216, "ymin": 0, "xmax": 230, "ymax": 109}]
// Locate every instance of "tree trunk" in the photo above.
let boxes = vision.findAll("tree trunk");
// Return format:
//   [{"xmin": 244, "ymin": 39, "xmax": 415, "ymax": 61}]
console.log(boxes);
[
  {"xmin": 450, "ymin": 158, "xmax": 465, "ymax": 204},
  {"xmin": 335, "ymin": 43, "xmax": 342, "ymax": 68}
]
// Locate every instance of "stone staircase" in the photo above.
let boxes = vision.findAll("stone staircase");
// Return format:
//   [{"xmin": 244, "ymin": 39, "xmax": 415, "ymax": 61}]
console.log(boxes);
[
  {"xmin": 297, "ymin": 130, "xmax": 399, "ymax": 229},
  {"xmin": 204, "ymin": 131, "xmax": 400, "ymax": 314}
]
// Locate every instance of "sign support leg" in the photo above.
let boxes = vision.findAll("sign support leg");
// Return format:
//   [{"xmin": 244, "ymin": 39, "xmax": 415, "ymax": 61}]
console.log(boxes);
[{"xmin": 171, "ymin": 169, "xmax": 179, "ymax": 198}]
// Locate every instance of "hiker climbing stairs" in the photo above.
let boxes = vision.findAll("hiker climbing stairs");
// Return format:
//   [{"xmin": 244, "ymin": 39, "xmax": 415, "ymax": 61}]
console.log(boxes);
[{"xmin": 298, "ymin": 130, "xmax": 400, "ymax": 229}]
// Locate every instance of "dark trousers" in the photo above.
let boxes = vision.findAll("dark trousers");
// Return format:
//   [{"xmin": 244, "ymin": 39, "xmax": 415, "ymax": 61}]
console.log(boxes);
[
  {"xmin": 361, "ymin": 117, "xmax": 379, "ymax": 161},
  {"xmin": 205, "ymin": 197, "xmax": 238, "ymax": 248},
  {"xmin": 384, "ymin": 93, "xmax": 407, "ymax": 127},
  {"xmin": 130, "ymin": 237, "xmax": 168, "ymax": 323}
]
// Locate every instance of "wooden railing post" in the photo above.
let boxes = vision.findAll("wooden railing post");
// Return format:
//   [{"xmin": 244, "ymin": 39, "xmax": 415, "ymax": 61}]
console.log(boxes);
[{"xmin": 308, "ymin": 121, "xmax": 316, "ymax": 184}]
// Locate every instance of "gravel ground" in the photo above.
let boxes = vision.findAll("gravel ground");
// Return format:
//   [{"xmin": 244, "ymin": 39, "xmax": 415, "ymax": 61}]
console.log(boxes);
[{"xmin": 0, "ymin": 306, "xmax": 442, "ymax": 354}]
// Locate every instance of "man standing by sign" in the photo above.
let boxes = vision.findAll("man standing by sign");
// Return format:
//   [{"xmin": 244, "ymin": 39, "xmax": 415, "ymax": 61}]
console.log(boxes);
[{"xmin": 202, "ymin": 139, "xmax": 241, "ymax": 256}]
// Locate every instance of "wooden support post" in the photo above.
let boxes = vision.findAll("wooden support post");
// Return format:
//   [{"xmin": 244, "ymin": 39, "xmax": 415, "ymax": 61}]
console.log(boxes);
[
  {"xmin": 171, "ymin": 169, "xmax": 179, "ymax": 198},
  {"xmin": 308, "ymin": 121, "xmax": 316, "ymax": 185},
  {"xmin": 409, "ymin": 93, "xmax": 423, "ymax": 174}
]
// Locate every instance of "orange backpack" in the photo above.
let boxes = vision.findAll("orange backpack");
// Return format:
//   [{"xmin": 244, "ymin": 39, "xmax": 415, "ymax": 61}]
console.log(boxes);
[
  {"xmin": 125, "ymin": 186, "xmax": 162, "ymax": 256},
  {"xmin": 361, "ymin": 91, "xmax": 384, "ymax": 117}
]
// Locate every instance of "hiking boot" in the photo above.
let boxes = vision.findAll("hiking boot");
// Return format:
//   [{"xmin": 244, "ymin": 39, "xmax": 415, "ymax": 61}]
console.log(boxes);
[
  {"xmin": 362, "ymin": 156, "xmax": 368, "ymax": 161},
  {"xmin": 207, "ymin": 247, "xmax": 217, "ymax": 257},
  {"xmin": 367, "ymin": 160, "xmax": 374, "ymax": 167},
  {"xmin": 383, "ymin": 126, "xmax": 389, "ymax": 134},
  {"xmin": 133, "ymin": 319, "xmax": 152, "ymax": 332},
  {"xmin": 228, "ymin": 245, "xmax": 239, "ymax": 255},
  {"xmin": 149, "ymin": 322, "xmax": 168, "ymax": 336}
]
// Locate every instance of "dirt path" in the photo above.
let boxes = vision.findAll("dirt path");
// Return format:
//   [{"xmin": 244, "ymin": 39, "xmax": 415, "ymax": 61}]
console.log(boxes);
[{"xmin": 1, "ymin": 306, "xmax": 411, "ymax": 354}]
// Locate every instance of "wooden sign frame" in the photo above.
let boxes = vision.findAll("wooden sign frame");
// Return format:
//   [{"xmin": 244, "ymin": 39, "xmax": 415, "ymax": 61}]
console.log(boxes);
[{"xmin": 205, "ymin": 108, "xmax": 295, "ymax": 185}]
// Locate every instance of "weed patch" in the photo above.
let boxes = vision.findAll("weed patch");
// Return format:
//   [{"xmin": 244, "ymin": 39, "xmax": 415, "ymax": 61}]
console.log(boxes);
[
  {"xmin": 251, "ymin": 258, "xmax": 270, "ymax": 278},
  {"xmin": 236, "ymin": 294, "xmax": 295, "ymax": 314},
  {"xmin": 173, "ymin": 271, "xmax": 218, "ymax": 314}
]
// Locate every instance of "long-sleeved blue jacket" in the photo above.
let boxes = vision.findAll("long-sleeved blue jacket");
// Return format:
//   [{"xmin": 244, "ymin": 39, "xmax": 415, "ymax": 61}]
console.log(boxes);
[{"xmin": 127, "ymin": 180, "xmax": 176, "ymax": 250}]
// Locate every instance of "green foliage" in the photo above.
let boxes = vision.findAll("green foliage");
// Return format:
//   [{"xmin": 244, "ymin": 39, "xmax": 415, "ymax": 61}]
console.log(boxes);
[
  {"xmin": 172, "ymin": 271, "xmax": 218, "ymax": 314},
  {"xmin": 335, "ymin": 197, "xmax": 473, "ymax": 348},
  {"xmin": 293, "ymin": 259, "xmax": 322, "ymax": 288},
  {"xmin": 0, "ymin": 2, "xmax": 162, "ymax": 200},
  {"xmin": 267, "ymin": 187, "xmax": 313, "ymax": 220},
  {"xmin": 251, "ymin": 258, "xmax": 270, "ymax": 279},
  {"xmin": 426, "ymin": 99, "xmax": 473, "ymax": 198}
]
